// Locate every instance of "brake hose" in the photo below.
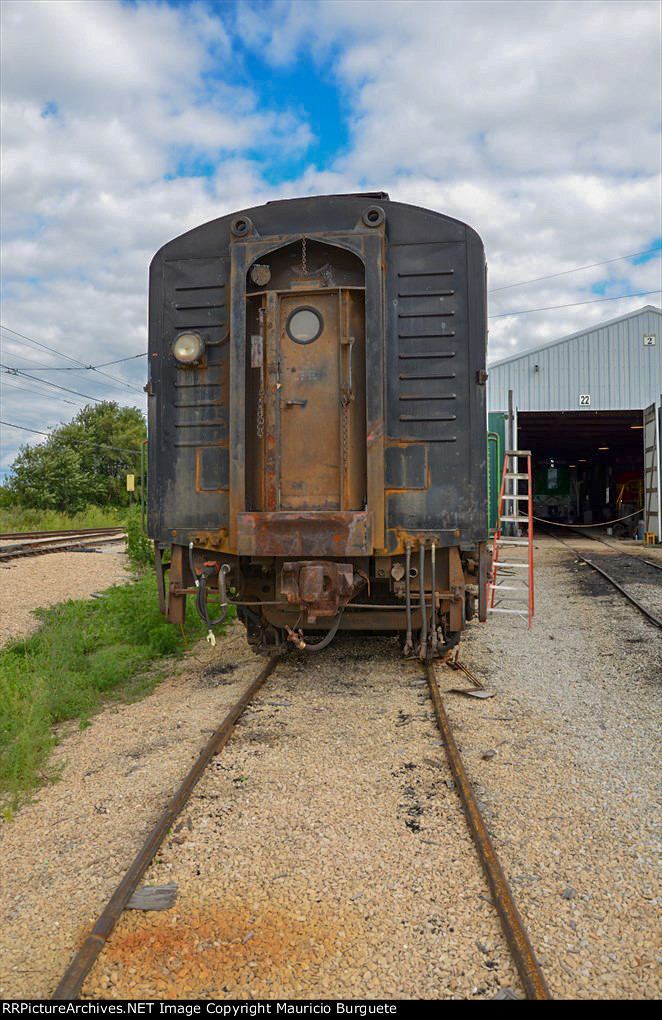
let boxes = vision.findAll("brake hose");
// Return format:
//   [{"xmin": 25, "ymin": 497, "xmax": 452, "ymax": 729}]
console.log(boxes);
[
  {"xmin": 189, "ymin": 542, "xmax": 230, "ymax": 644},
  {"xmin": 299, "ymin": 609, "xmax": 344, "ymax": 652}
]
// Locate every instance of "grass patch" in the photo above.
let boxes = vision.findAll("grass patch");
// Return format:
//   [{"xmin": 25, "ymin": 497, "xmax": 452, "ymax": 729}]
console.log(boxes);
[
  {"xmin": 0, "ymin": 574, "xmax": 235, "ymax": 815},
  {"xmin": 0, "ymin": 505, "xmax": 125, "ymax": 533}
]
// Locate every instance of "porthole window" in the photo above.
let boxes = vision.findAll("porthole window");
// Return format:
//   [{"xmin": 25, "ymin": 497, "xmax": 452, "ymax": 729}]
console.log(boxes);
[{"xmin": 286, "ymin": 306, "xmax": 323, "ymax": 344}]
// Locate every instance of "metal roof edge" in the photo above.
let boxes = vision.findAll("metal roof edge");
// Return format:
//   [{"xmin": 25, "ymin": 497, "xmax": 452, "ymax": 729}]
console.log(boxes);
[{"xmin": 487, "ymin": 304, "xmax": 662, "ymax": 369}]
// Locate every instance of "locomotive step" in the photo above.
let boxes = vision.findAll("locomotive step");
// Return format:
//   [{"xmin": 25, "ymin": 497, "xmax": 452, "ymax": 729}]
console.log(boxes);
[
  {"xmin": 495, "ymin": 538, "xmax": 529, "ymax": 545},
  {"xmin": 505, "ymin": 472, "xmax": 530, "ymax": 479},
  {"xmin": 499, "ymin": 515, "xmax": 532, "ymax": 523}
]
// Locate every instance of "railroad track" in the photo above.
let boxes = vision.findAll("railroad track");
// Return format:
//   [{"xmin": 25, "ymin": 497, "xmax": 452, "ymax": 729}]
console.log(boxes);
[
  {"xmin": 546, "ymin": 528, "xmax": 662, "ymax": 631},
  {"xmin": 565, "ymin": 527, "xmax": 662, "ymax": 573},
  {"xmin": 0, "ymin": 528, "xmax": 125, "ymax": 562},
  {"xmin": 52, "ymin": 654, "xmax": 550, "ymax": 1002}
]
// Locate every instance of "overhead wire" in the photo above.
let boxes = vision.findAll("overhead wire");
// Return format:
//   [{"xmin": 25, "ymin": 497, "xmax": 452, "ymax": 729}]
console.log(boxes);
[
  {"xmin": 3, "ymin": 351, "xmax": 147, "ymax": 371},
  {"xmin": 488, "ymin": 289, "xmax": 662, "ymax": 318},
  {"xmin": 1, "ymin": 363, "xmax": 104, "ymax": 403},
  {"xmin": 1, "ymin": 352, "xmax": 146, "ymax": 402},
  {"xmin": 1, "ymin": 421, "xmax": 51, "ymax": 436},
  {"xmin": 2, "ymin": 360, "xmax": 143, "ymax": 399},
  {"xmin": 0, "ymin": 338, "xmax": 145, "ymax": 397},
  {"xmin": 489, "ymin": 245, "xmax": 662, "ymax": 292},
  {"xmin": 91, "ymin": 352, "xmax": 147, "ymax": 368},
  {"xmin": 0, "ymin": 324, "xmax": 145, "ymax": 393},
  {"xmin": 1, "ymin": 375, "xmax": 85, "ymax": 406},
  {"xmin": 1, "ymin": 419, "xmax": 142, "ymax": 456}
]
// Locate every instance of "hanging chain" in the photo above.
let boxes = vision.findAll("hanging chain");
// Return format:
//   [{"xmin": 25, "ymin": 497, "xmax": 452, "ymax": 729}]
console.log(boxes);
[
  {"xmin": 256, "ymin": 362, "xmax": 265, "ymax": 439},
  {"xmin": 341, "ymin": 392, "xmax": 349, "ymax": 476},
  {"xmin": 301, "ymin": 235, "xmax": 307, "ymax": 275},
  {"xmin": 256, "ymin": 307, "xmax": 265, "ymax": 439}
]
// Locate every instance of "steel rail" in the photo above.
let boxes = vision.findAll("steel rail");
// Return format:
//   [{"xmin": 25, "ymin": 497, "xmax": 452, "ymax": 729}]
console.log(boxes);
[
  {"xmin": 0, "ymin": 534, "xmax": 126, "ymax": 563},
  {"xmin": 424, "ymin": 660, "xmax": 551, "ymax": 1000},
  {"xmin": 52, "ymin": 655, "xmax": 281, "ymax": 1001},
  {"xmin": 564, "ymin": 527, "xmax": 662, "ymax": 573},
  {"xmin": 0, "ymin": 527, "xmax": 125, "ymax": 541},
  {"xmin": 549, "ymin": 532, "xmax": 662, "ymax": 630}
]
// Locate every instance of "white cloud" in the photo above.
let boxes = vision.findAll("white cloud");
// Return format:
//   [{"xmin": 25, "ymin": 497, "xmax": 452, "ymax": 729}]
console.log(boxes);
[
  {"xmin": 1, "ymin": 0, "xmax": 661, "ymax": 470},
  {"xmin": 0, "ymin": 0, "xmax": 314, "ymax": 467},
  {"xmin": 246, "ymin": 0, "xmax": 661, "ymax": 359}
]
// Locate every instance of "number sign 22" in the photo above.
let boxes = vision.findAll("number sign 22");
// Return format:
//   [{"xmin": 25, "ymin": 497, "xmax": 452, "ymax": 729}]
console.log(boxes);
[{"xmin": 579, "ymin": 394, "xmax": 591, "ymax": 406}]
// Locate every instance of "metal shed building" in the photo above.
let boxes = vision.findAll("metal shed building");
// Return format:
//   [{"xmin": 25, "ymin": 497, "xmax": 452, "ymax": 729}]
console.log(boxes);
[{"xmin": 487, "ymin": 305, "xmax": 661, "ymax": 540}]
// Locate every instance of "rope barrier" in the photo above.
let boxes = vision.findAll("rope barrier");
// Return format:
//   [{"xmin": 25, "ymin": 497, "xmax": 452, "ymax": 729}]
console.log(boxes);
[{"xmin": 532, "ymin": 508, "xmax": 644, "ymax": 528}]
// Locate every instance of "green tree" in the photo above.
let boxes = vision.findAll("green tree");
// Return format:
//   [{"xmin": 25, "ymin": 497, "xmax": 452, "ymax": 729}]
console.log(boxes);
[
  {"xmin": 6, "ymin": 444, "xmax": 93, "ymax": 513},
  {"xmin": 6, "ymin": 402, "xmax": 146, "ymax": 511}
]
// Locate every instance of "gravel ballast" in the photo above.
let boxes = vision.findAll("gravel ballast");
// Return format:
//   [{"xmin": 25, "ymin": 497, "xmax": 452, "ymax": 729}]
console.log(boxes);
[
  {"xmin": 0, "ymin": 535, "xmax": 660, "ymax": 999},
  {"xmin": 0, "ymin": 542, "xmax": 130, "ymax": 646}
]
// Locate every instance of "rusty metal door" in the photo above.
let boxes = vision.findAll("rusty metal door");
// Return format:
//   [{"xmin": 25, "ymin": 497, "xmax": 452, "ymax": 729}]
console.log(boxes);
[{"xmin": 279, "ymin": 292, "xmax": 341, "ymax": 510}]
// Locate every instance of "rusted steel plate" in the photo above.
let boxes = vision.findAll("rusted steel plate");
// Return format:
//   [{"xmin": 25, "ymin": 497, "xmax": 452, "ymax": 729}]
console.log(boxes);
[
  {"xmin": 279, "ymin": 291, "xmax": 341, "ymax": 511},
  {"xmin": 237, "ymin": 510, "xmax": 372, "ymax": 556}
]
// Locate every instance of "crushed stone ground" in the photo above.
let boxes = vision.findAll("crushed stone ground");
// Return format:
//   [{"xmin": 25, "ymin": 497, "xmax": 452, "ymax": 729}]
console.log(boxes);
[
  {"xmin": 0, "ymin": 535, "xmax": 660, "ymax": 999},
  {"xmin": 0, "ymin": 542, "xmax": 130, "ymax": 646}
]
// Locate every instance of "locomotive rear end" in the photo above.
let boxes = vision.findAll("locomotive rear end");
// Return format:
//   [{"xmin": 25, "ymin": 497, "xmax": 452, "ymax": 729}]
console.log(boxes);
[{"xmin": 148, "ymin": 194, "xmax": 488, "ymax": 657}]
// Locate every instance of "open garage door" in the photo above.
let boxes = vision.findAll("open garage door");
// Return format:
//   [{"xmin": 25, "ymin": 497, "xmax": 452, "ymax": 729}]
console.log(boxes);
[
  {"xmin": 644, "ymin": 402, "xmax": 660, "ymax": 540},
  {"xmin": 517, "ymin": 410, "xmax": 646, "ymax": 534}
]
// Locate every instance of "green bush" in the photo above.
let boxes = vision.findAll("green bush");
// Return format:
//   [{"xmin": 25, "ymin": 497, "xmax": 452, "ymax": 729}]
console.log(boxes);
[{"xmin": 125, "ymin": 504, "xmax": 154, "ymax": 566}]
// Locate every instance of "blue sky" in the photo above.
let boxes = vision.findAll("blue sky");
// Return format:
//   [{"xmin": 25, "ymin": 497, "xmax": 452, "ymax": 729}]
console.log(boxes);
[
  {"xmin": 161, "ymin": 1, "xmax": 352, "ymax": 184},
  {"xmin": 1, "ymin": 0, "xmax": 661, "ymax": 470}
]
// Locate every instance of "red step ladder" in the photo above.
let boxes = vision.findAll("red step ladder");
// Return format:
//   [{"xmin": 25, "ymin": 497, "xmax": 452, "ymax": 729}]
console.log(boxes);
[{"xmin": 488, "ymin": 450, "xmax": 534, "ymax": 628}]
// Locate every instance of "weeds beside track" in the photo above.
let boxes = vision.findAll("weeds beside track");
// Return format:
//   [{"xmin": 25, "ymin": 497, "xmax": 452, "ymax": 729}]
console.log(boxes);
[{"xmin": 0, "ymin": 575, "xmax": 234, "ymax": 814}]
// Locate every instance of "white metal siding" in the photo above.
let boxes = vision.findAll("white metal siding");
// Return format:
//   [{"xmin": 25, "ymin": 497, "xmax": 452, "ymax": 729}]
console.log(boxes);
[{"xmin": 487, "ymin": 307, "xmax": 662, "ymax": 412}]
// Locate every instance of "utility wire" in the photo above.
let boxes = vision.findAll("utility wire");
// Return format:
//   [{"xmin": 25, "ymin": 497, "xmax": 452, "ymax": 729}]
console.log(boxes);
[
  {"xmin": 0, "ymin": 334, "xmax": 145, "ymax": 396},
  {"xmin": 1, "ymin": 421, "xmax": 51, "ymax": 436},
  {"xmin": 489, "ymin": 245, "xmax": 662, "ymax": 292},
  {"xmin": 488, "ymin": 289, "xmax": 662, "ymax": 319},
  {"xmin": 1, "ymin": 420, "xmax": 142, "ymax": 456},
  {"xmin": 94, "ymin": 352, "xmax": 147, "ymax": 368},
  {"xmin": 1, "ymin": 375, "xmax": 85, "ymax": 406},
  {"xmin": 5, "ymin": 351, "xmax": 148, "ymax": 371},
  {"xmin": 0, "ymin": 324, "xmax": 144, "ymax": 387},
  {"xmin": 0, "ymin": 324, "xmax": 145, "ymax": 393},
  {"xmin": 1, "ymin": 364, "xmax": 103, "ymax": 403},
  {"xmin": 1, "ymin": 354, "xmax": 142, "ymax": 399}
]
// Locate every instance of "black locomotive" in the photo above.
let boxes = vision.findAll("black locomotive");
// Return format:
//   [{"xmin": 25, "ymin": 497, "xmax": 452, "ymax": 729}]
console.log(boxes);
[{"xmin": 148, "ymin": 193, "xmax": 488, "ymax": 656}]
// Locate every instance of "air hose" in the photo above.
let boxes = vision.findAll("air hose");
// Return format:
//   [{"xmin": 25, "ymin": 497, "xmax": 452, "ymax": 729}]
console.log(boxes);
[
  {"xmin": 300, "ymin": 609, "xmax": 344, "ymax": 652},
  {"xmin": 287, "ymin": 609, "xmax": 345, "ymax": 652},
  {"xmin": 189, "ymin": 542, "xmax": 230, "ymax": 645}
]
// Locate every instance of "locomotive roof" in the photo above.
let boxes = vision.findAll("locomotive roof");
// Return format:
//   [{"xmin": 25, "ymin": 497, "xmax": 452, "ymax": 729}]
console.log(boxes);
[
  {"xmin": 266, "ymin": 192, "xmax": 390, "ymax": 203},
  {"xmin": 151, "ymin": 194, "xmax": 483, "ymax": 265}
]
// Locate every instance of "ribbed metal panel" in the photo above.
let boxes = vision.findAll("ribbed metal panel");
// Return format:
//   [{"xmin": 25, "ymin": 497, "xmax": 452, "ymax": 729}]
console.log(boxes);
[{"xmin": 487, "ymin": 306, "xmax": 662, "ymax": 411}]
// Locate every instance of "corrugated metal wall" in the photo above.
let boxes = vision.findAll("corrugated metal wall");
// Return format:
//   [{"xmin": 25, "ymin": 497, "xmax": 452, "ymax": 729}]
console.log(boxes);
[{"xmin": 487, "ymin": 306, "xmax": 662, "ymax": 412}]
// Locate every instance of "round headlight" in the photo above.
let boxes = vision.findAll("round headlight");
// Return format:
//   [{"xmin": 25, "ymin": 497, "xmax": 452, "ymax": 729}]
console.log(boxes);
[{"xmin": 173, "ymin": 331, "xmax": 204, "ymax": 364}]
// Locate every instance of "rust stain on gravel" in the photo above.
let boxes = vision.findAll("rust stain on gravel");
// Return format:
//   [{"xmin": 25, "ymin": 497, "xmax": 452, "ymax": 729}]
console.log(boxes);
[{"xmin": 89, "ymin": 898, "xmax": 351, "ymax": 998}]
